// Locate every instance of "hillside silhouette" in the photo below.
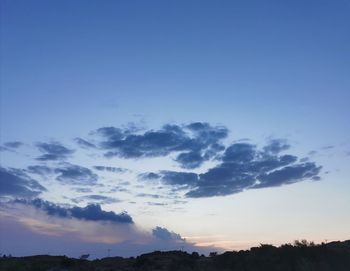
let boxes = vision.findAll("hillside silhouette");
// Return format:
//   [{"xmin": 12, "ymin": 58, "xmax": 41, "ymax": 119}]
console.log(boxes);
[{"xmin": 1, "ymin": 240, "xmax": 349, "ymax": 271}]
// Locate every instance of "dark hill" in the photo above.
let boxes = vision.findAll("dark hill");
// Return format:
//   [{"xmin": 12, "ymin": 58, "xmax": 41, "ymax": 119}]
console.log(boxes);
[{"xmin": 1, "ymin": 240, "xmax": 350, "ymax": 271}]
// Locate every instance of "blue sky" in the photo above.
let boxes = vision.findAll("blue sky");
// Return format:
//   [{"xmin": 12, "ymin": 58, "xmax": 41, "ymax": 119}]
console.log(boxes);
[{"xmin": 1, "ymin": 0, "xmax": 350, "ymax": 258}]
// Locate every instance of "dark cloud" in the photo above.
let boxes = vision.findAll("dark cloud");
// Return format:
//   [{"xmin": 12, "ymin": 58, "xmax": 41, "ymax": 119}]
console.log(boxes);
[
  {"xmin": 141, "ymin": 141, "xmax": 321, "ymax": 198},
  {"xmin": 299, "ymin": 157, "xmax": 309, "ymax": 162},
  {"xmin": 142, "ymin": 171, "xmax": 199, "ymax": 190},
  {"xmin": 55, "ymin": 164, "xmax": 98, "ymax": 185},
  {"xmin": 74, "ymin": 137, "xmax": 96, "ymax": 148},
  {"xmin": 152, "ymin": 226, "xmax": 184, "ymax": 242},
  {"xmin": 15, "ymin": 198, "xmax": 133, "ymax": 224},
  {"xmin": 36, "ymin": 142, "xmax": 74, "ymax": 161},
  {"xmin": 96, "ymin": 122, "xmax": 228, "ymax": 169},
  {"xmin": 175, "ymin": 151, "xmax": 205, "ymax": 169},
  {"xmin": 159, "ymin": 171, "xmax": 199, "ymax": 187},
  {"xmin": 4, "ymin": 141, "xmax": 23, "ymax": 149},
  {"xmin": 254, "ymin": 162, "xmax": 322, "ymax": 188},
  {"xmin": 93, "ymin": 166, "xmax": 127, "ymax": 173},
  {"xmin": 186, "ymin": 122, "xmax": 228, "ymax": 145},
  {"xmin": 263, "ymin": 139, "xmax": 290, "ymax": 154},
  {"xmin": 0, "ymin": 167, "xmax": 46, "ymax": 198},
  {"xmin": 140, "ymin": 172, "xmax": 160, "ymax": 180},
  {"xmin": 222, "ymin": 143, "xmax": 256, "ymax": 163}
]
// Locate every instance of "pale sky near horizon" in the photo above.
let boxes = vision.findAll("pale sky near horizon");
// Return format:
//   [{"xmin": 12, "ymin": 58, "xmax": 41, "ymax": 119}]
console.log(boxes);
[{"xmin": 1, "ymin": 0, "xmax": 349, "ymax": 258}]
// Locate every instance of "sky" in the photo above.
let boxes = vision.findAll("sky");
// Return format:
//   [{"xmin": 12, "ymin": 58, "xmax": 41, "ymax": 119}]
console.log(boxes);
[{"xmin": 0, "ymin": 0, "xmax": 350, "ymax": 259}]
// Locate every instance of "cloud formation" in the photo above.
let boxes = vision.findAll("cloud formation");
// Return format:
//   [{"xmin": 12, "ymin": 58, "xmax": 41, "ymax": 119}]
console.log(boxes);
[
  {"xmin": 55, "ymin": 164, "xmax": 98, "ymax": 185},
  {"xmin": 93, "ymin": 166, "xmax": 127, "ymax": 173},
  {"xmin": 136, "ymin": 193, "xmax": 163, "ymax": 199},
  {"xmin": 4, "ymin": 141, "xmax": 23, "ymax": 149},
  {"xmin": 27, "ymin": 165, "xmax": 53, "ymax": 176},
  {"xmin": 142, "ymin": 140, "xmax": 321, "ymax": 198},
  {"xmin": 152, "ymin": 226, "xmax": 184, "ymax": 242},
  {"xmin": 72, "ymin": 195, "xmax": 121, "ymax": 204},
  {"xmin": 74, "ymin": 137, "xmax": 96, "ymax": 148},
  {"xmin": 0, "ymin": 203, "xmax": 215, "ymax": 258},
  {"xmin": 3, "ymin": 123, "xmax": 322, "ymax": 200},
  {"xmin": 15, "ymin": 198, "xmax": 133, "ymax": 224},
  {"xmin": 0, "ymin": 167, "xmax": 46, "ymax": 198},
  {"xmin": 96, "ymin": 122, "xmax": 228, "ymax": 168},
  {"xmin": 36, "ymin": 142, "xmax": 74, "ymax": 161}
]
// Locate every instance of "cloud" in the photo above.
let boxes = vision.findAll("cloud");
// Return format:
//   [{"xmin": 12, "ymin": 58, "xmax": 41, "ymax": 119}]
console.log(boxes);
[
  {"xmin": 222, "ymin": 143, "xmax": 257, "ymax": 163},
  {"xmin": 74, "ymin": 137, "xmax": 96, "ymax": 148},
  {"xmin": 136, "ymin": 193, "xmax": 163, "ymax": 199},
  {"xmin": 175, "ymin": 151, "xmax": 206, "ymax": 169},
  {"xmin": 2, "ymin": 199, "xmax": 212, "ymax": 255},
  {"xmin": 93, "ymin": 166, "xmax": 127, "ymax": 173},
  {"xmin": 263, "ymin": 139, "xmax": 290, "ymax": 154},
  {"xmin": 36, "ymin": 142, "xmax": 74, "ymax": 161},
  {"xmin": 0, "ymin": 201, "xmax": 147, "ymax": 254},
  {"xmin": 55, "ymin": 164, "xmax": 98, "ymax": 185},
  {"xmin": 322, "ymin": 145, "xmax": 335, "ymax": 150},
  {"xmin": 254, "ymin": 162, "xmax": 322, "ymax": 188},
  {"xmin": 0, "ymin": 207, "xmax": 217, "ymax": 258},
  {"xmin": 140, "ymin": 172, "xmax": 161, "ymax": 180},
  {"xmin": 2, "ymin": 123, "xmax": 323, "ymax": 201},
  {"xmin": 3, "ymin": 141, "xmax": 23, "ymax": 149},
  {"xmin": 73, "ymin": 187, "xmax": 93, "ymax": 193},
  {"xmin": 159, "ymin": 171, "xmax": 199, "ymax": 187},
  {"xmin": 15, "ymin": 198, "xmax": 133, "ymax": 224},
  {"xmin": 27, "ymin": 164, "xmax": 99, "ymax": 186},
  {"xmin": 141, "ymin": 141, "xmax": 321, "ymax": 198},
  {"xmin": 95, "ymin": 122, "xmax": 228, "ymax": 169},
  {"xmin": 0, "ymin": 146, "xmax": 10, "ymax": 152},
  {"xmin": 0, "ymin": 141, "xmax": 23, "ymax": 152},
  {"xmin": 0, "ymin": 167, "xmax": 46, "ymax": 198},
  {"xmin": 26, "ymin": 165, "xmax": 53, "ymax": 176},
  {"xmin": 147, "ymin": 202, "xmax": 168, "ymax": 206},
  {"xmin": 152, "ymin": 226, "xmax": 184, "ymax": 242},
  {"xmin": 72, "ymin": 195, "xmax": 121, "ymax": 204}
]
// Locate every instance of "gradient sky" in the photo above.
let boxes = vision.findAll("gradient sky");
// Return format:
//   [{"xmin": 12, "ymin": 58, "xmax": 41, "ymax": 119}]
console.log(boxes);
[{"xmin": 1, "ymin": 0, "xmax": 350, "ymax": 258}]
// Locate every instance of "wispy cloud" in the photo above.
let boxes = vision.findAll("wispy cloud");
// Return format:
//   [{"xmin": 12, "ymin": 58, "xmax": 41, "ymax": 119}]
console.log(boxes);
[
  {"xmin": 93, "ymin": 166, "xmax": 128, "ymax": 173},
  {"xmin": 0, "ymin": 167, "xmax": 46, "ymax": 198},
  {"xmin": 55, "ymin": 163, "xmax": 98, "ymax": 186},
  {"xmin": 3, "ymin": 141, "xmax": 24, "ymax": 149},
  {"xmin": 36, "ymin": 142, "xmax": 74, "ymax": 161}
]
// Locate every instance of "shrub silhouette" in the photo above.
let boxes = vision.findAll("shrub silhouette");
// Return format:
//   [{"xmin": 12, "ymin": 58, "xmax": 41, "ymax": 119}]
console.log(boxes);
[{"xmin": 0, "ymin": 240, "xmax": 349, "ymax": 271}]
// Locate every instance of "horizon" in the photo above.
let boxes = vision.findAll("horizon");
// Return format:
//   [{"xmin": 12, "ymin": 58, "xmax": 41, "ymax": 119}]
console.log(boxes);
[
  {"xmin": 1, "ymin": 0, "xmax": 349, "ymax": 259},
  {"xmin": 2, "ymin": 238, "xmax": 349, "ymax": 260}
]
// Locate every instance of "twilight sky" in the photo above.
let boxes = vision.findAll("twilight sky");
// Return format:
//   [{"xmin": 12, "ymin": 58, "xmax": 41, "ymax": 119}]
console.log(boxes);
[{"xmin": 1, "ymin": 0, "xmax": 350, "ymax": 258}]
